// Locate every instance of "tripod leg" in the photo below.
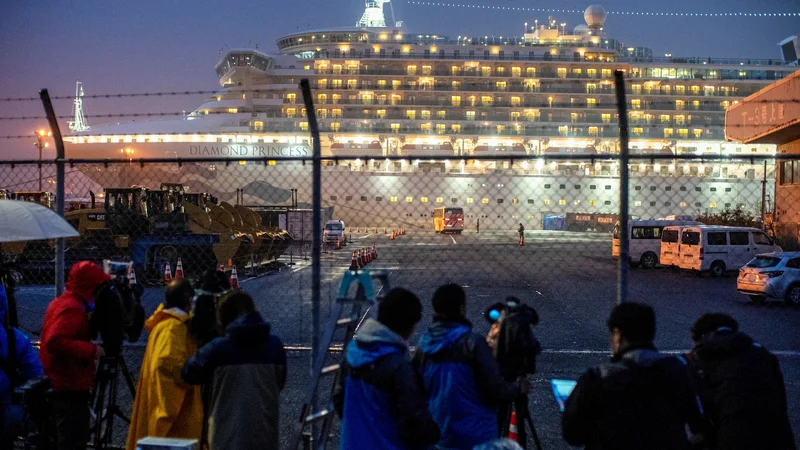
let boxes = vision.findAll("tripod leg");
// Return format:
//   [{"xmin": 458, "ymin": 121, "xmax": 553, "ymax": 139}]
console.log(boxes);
[
  {"xmin": 92, "ymin": 372, "xmax": 108, "ymax": 449},
  {"xmin": 521, "ymin": 404, "xmax": 543, "ymax": 450},
  {"xmin": 498, "ymin": 402, "xmax": 512, "ymax": 438},
  {"xmin": 515, "ymin": 397, "xmax": 528, "ymax": 450},
  {"xmin": 119, "ymin": 355, "xmax": 137, "ymax": 397}
]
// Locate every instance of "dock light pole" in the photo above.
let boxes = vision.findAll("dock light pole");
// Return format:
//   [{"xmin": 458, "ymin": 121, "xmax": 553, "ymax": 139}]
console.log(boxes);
[{"xmin": 34, "ymin": 129, "xmax": 51, "ymax": 191}]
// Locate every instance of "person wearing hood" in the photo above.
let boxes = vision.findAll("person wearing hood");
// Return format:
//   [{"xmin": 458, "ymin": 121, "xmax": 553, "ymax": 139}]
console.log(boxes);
[
  {"xmin": 125, "ymin": 279, "xmax": 203, "ymax": 450},
  {"xmin": 414, "ymin": 284, "xmax": 525, "ymax": 450},
  {"xmin": 686, "ymin": 313, "xmax": 795, "ymax": 450},
  {"xmin": 0, "ymin": 283, "xmax": 43, "ymax": 447},
  {"xmin": 190, "ymin": 269, "xmax": 230, "ymax": 347},
  {"xmin": 40, "ymin": 261, "xmax": 109, "ymax": 450},
  {"xmin": 333, "ymin": 287, "xmax": 440, "ymax": 450},
  {"xmin": 182, "ymin": 291, "xmax": 286, "ymax": 450},
  {"xmin": 562, "ymin": 302, "xmax": 704, "ymax": 450}
]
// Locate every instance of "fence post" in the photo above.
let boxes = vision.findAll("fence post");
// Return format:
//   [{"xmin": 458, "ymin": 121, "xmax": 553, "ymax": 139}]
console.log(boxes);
[
  {"xmin": 39, "ymin": 89, "xmax": 66, "ymax": 297},
  {"xmin": 300, "ymin": 79, "xmax": 322, "ymax": 429},
  {"xmin": 614, "ymin": 71, "xmax": 630, "ymax": 305}
]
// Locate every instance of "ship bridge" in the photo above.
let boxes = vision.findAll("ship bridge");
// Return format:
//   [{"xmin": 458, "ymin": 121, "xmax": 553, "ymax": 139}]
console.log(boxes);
[{"xmin": 215, "ymin": 49, "xmax": 275, "ymax": 83}]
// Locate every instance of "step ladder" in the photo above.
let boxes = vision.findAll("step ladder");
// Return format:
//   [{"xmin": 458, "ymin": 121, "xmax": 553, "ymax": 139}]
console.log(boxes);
[{"xmin": 290, "ymin": 269, "xmax": 391, "ymax": 450}]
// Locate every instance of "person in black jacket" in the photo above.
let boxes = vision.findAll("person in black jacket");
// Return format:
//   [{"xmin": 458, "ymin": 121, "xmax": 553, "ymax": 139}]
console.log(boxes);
[
  {"xmin": 686, "ymin": 313, "xmax": 795, "ymax": 450},
  {"xmin": 182, "ymin": 292, "xmax": 286, "ymax": 450},
  {"xmin": 190, "ymin": 269, "xmax": 230, "ymax": 347},
  {"xmin": 333, "ymin": 288, "xmax": 439, "ymax": 450},
  {"xmin": 562, "ymin": 302, "xmax": 703, "ymax": 450}
]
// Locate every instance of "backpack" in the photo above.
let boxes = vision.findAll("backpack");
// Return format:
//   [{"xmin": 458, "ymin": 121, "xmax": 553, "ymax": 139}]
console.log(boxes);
[{"xmin": 496, "ymin": 304, "xmax": 541, "ymax": 378}]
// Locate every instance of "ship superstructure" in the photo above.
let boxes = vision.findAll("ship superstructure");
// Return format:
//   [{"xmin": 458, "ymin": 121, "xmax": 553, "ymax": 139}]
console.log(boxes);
[{"xmin": 63, "ymin": 3, "xmax": 799, "ymax": 228}]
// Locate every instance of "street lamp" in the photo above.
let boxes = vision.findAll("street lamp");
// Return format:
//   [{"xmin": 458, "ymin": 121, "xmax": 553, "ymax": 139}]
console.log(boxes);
[
  {"xmin": 121, "ymin": 147, "xmax": 135, "ymax": 165},
  {"xmin": 561, "ymin": 23, "xmax": 566, "ymax": 35},
  {"xmin": 33, "ymin": 129, "xmax": 51, "ymax": 191}
]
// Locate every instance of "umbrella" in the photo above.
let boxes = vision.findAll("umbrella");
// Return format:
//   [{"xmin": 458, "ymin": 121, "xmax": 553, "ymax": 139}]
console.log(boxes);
[{"xmin": 0, "ymin": 199, "xmax": 78, "ymax": 242}]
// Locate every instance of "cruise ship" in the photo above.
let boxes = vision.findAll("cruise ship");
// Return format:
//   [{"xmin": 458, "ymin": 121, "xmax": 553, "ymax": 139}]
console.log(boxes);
[{"xmin": 63, "ymin": 1, "xmax": 799, "ymax": 230}]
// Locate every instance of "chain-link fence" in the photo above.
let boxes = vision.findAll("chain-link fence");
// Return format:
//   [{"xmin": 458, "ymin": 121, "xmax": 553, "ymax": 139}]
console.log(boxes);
[
  {"xmin": 0, "ymin": 155, "xmax": 780, "ymax": 286},
  {"xmin": 2, "ymin": 152, "xmax": 797, "ymax": 447}
]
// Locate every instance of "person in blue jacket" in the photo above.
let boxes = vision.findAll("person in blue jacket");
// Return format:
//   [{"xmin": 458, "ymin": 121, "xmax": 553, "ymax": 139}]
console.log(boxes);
[
  {"xmin": 0, "ymin": 283, "xmax": 44, "ymax": 447},
  {"xmin": 333, "ymin": 288, "xmax": 440, "ymax": 450},
  {"xmin": 414, "ymin": 284, "xmax": 527, "ymax": 450}
]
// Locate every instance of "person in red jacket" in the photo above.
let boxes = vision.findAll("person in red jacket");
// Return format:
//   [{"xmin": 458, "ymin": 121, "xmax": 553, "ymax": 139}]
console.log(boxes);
[{"xmin": 40, "ymin": 261, "xmax": 109, "ymax": 450}]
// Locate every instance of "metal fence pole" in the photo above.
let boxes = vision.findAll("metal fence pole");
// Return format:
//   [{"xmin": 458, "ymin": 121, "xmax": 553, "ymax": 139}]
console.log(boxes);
[
  {"xmin": 39, "ymin": 89, "xmax": 66, "ymax": 296},
  {"xmin": 300, "ymin": 79, "xmax": 322, "ymax": 429},
  {"xmin": 614, "ymin": 71, "xmax": 630, "ymax": 305}
]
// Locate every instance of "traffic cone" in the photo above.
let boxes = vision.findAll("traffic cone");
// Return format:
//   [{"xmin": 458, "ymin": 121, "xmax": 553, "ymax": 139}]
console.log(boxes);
[
  {"xmin": 348, "ymin": 226, "xmax": 352, "ymax": 232},
  {"xmin": 230, "ymin": 267, "xmax": 239, "ymax": 289},
  {"xmin": 163, "ymin": 263, "xmax": 172, "ymax": 282},
  {"xmin": 356, "ymin": 227, "xmax": 360, "ymax": 233},
  {"xmin": 508, "ymin": 411, "xmax": 519, "ymax": 442},
  {"xmin": 374, "ymin": 227, "xmax": 378, "ymax": 233},
  {"xmin": 349, "ymin": 250, "xmax": 359, "ymax": 270},
  {"xmin": 365, "ymin": 247, "xmax": 372, "ymax": 263},
  {"xmin": 372, "ymin": 243, "xmax": 377, "ymax": 260},
  {"xmin": 356, "ymin": 249, "xmax": 363, "ymax": 268},
  {"xmin": 384, "ymin": 227, "xmax": 387, "ymax": 234},
  {"xmin": 128, "ymin": 266, "xmax": 137, "ymax": 285},
  {"xmin": 174, "ymin": 257, "xmax": 184, "ymax": 280},
  {"xmin": 228, "ymin": 258, "xmax": 233, "ymax": 268},
  {"xmin": 519, "ymin": 235, "xmax": 525, "ymax": 246},
  {"xmin": 336, "ymin": 236, "xmax": 341, "ymax": 249},
  {"xmin": 390, "ymin": 230, "xmax": 396, "ymax": 240}
]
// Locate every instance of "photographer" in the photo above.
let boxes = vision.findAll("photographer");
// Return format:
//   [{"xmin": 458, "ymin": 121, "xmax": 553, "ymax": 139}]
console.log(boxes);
[
  {"xmin": 0, "ymin": 283, "xmax": 43, "ymax": 449},
  {"xmin": 40, "ymin": 261, "xmax": 110, "ymax": 450},
  {"xmin": 90, "ymin": 264, "xmax": 145, "ymax": 358},
  {"xmin": 487, "ymin": 297, "xmax": 541, "ymax": 449},
  {"xmin": 414, "ymin": 284, "xmax": 526, "ymax": 450}
]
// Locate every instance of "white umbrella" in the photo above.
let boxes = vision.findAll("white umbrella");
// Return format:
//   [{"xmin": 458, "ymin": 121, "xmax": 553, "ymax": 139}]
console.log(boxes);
[{"xmin": 0, "ymin": 200, "xmax": 79, "ymax": 243}]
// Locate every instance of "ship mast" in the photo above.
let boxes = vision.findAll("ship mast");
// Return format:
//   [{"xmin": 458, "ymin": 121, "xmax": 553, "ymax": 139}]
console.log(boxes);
[
  {"xmin": 68, "ymin": 81, "xmax": 90, "ymax": 132},
  {"xmin": 357, "ymin": 0, "xmax": 401, "ymax": 28}
]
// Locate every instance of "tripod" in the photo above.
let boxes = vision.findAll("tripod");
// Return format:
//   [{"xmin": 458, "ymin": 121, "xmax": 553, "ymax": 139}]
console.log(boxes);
[
  {"xmin": 500, "ymin": 394, "xmax": 542, "ymax": 450},
  {"xmin": 90, "ymin": 355, "xmax": 136, "ymax": 449}
]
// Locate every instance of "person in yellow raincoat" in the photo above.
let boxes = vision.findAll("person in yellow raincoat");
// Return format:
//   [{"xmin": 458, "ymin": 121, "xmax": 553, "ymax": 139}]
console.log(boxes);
[{"xmin": 125, "ymin": 279, "xmax": 203, "ymax": 450}]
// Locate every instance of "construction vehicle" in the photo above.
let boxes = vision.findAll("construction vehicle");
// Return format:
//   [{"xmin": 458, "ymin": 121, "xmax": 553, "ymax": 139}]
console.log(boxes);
[{"xmin": 161, "ymin": 183, "xmax": 292, "ymax": 270}]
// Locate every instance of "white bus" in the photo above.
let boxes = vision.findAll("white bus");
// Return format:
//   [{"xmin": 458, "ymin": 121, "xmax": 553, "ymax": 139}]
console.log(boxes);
[
  {"xmin": 613, "ymin": 219, "xmax": 702, "ymax": 268},
  {"xmin": 677, "ymin": 226, "xmax": 781, "ymax": 277}
]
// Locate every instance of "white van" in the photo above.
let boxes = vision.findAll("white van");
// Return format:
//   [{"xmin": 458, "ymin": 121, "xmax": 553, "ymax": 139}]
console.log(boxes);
[
  {"xmin": 677, "ymin": 226, "xmax": 781, "ymax": 277},
  {"xmin": 660, "ymin": 225, "xmax": 696, "ymax": 267},
  {"xmin": 613, "ymin": 219, "xmax": 702, "ymax": 268},
  {"xmin": 323, "ymin": 220, "xmax": 346, "ymax": 244}
]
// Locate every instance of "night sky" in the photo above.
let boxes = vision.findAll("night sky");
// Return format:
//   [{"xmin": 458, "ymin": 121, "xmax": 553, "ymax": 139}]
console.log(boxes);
[{"xmin": 0, "ymin": 0, "xmax": 797, "ymax": 158}]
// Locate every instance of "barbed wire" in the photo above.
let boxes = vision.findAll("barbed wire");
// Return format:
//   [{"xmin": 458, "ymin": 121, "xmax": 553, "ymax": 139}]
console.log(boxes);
[{"xmin": 0, "ymin": 90, "xmax": 217, "ymax": 102}]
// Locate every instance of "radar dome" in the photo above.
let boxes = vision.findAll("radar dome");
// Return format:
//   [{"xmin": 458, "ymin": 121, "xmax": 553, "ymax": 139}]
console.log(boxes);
[
  {"xmin": 573, "ymin": 24, "xmax": 591, "ymax": 35},
  {"xmin": 584, "ymin": 4, "xmax": 607, "ymax": 28}
]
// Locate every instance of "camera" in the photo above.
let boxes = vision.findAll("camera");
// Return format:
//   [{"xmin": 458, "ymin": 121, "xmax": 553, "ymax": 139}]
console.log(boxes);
[
  {"xmin": 485, "ymin": 297, "xmax": 541, "ymax": 380},
  {"xmin": 91, "ymin": 260, "xmax": 145, "ymax": 357}
]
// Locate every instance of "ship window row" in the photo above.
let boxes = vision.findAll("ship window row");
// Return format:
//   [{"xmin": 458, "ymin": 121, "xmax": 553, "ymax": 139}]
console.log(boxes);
[{"xmin": 327, "ymin": 196, "xmax": 741, "ymax": 209}]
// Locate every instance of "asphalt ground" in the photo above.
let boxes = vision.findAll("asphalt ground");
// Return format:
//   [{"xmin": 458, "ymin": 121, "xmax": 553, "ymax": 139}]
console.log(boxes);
[{"xmin": 12, "ymin": 229, "xmax": 800, "ymax": 449}]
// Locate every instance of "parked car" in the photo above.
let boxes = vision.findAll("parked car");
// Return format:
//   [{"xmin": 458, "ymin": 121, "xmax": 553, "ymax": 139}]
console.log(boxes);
[
  {"xmin": 737, "ymin": 252, "xmax": 800, "ymax": 305},
  {"xmin": 678, "ymin": 226, "xmax": 781, "ymax": 277},
  {"xmin": 660, "ymin": 225, "xmax": 697, "ymax": 267}
]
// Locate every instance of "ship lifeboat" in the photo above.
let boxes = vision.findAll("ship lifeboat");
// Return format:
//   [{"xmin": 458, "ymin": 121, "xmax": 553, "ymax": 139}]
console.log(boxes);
[
  {"xmin": 401, "ymin": 142, "xmax": 455, "ymax": 157},
  {"xmin": 330, "ymin": 141, "xmax": 383, "ymax": 157},
  {"xmin": 472, "ymin": 143, "xmax": 527, "ymax": 155}
]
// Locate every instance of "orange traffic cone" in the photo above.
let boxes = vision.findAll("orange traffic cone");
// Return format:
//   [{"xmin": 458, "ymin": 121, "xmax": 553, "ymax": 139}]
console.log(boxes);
[
  {"xmin": 349, "ymin": 250, "xmax": 359, "ymax": 270},
  {"xmin": 372, "ymin": 243, "xmax": 377, "ymax": 260},
  {"xmin": 519, "ymin": 235, "xmax": 525, "ymax": 246},
  {"xmin": 336, "ymin": 236, "xmax": 341, "ymax": 249},
  {"xmin": 174, "ymin": 257, "xmax": 184, "ymax": 280},
  {"xmin": 348, "ymin": 226, "xmax": 352, "ymax": 232},
  {"xmin": 508, "ymin": 411, "xmax": 519, "ymax": 442},
  {"xmin": 384, "ymin": 227, "xmax": 387, "ymax": 234},
  {"xmin": 163, "ymin": 263, "xmax": 172, "ymax": 282},
  {"xmin": 374, "ymin": 227, "xmax": 378, "ymax": 233},
  {"xmin": 128, "ymin": 266, "xmax": 137, "ymax": 285},
  {"xmin": 402, "ymin": 226, "xmax": 406, "ymax": 235},
  {"xmin": 356, "ymin": 227, "xmax": 360, "ymax": 233},
  {"xmin": 228, "ymin": 258, "xmax": 233, "ymax": 268},
  {"xmin": 365, "ymin": 247, "xmax": 372, "ymax": 263},
  {"xmin": 230, "ymin": 267, "xmax": 239, "ymax": 289},
  {"xmin": 390, "ymin": 230, "xmax": 396, "ymax": 240}
]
